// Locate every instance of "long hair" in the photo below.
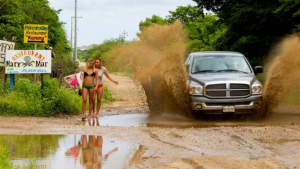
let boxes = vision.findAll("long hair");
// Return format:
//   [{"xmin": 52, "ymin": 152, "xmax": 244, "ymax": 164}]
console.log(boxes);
[
  {"xmin": 87, "ymin": 58, "xmax": 95, "ymax": 71},
  {"xmin": 95, "ymin": 58, "xmax": 102, "ymax": 69}
]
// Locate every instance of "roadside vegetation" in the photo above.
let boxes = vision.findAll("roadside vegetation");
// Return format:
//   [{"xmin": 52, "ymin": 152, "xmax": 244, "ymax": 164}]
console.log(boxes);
[
  {"xmin": 0, "ymin": 75, "xmax": 113, "ymax": 116},
  {"xmin": 0, "ymin": 76, "xmax": 81, "ymax": 116},
  {"xmin": 0, "ymin": 0, "xmax": 113, "ymax": 116}
]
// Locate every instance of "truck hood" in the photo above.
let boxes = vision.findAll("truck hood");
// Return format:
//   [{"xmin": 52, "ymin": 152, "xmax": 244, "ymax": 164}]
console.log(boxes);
[{"xmin": 189, "ymin": 73, "xmax": 257, "ymax": 85}]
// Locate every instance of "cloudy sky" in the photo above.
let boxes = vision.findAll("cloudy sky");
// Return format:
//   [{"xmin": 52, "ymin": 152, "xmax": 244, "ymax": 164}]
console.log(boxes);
[{"xmin": 48, "ymin": 0, "xmax": 196, "ymax": 47}]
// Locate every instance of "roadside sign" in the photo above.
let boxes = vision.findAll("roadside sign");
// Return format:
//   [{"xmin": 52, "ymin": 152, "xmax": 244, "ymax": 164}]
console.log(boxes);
[
  {"xmin": 0, "ymin": 40, "xmax": 15, "ymax": 66},
  {"xmin": 24, "ymin": 24, "xmax": 48, "ymax": 44},
  {"xmin": 5, "ymin": 50, "xmax": 51, "ymax": 74}
]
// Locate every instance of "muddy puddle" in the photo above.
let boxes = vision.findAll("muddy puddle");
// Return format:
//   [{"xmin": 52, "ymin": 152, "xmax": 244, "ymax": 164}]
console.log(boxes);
[
  {"xmin": 1, "ymin": 135, "xmax": 142, "ymax": 169},
  {"xmin": 81, "ymin": 112, "xmax": 300, "ymax": 128}
]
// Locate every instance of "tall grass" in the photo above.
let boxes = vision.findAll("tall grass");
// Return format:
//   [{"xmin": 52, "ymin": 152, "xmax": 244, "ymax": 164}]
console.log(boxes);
[{"xmin": 0, "ymin": 144, "xmax": 13, "ymax": 169}]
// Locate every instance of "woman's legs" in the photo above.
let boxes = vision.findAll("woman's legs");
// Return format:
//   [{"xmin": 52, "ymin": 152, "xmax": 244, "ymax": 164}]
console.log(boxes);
[
  {"xmin": 88, "ymin": 89, "xmax": 94, "ymax": 119},
  {"xmin": 92, "ymin": 90, "xmax": 97, "ymax": 117},
  {"xmin": 82, "ymin": 88, "xmax": 88, "ymax": 118},
  {"xmin": 82, "ymin": 135, "xmax": 87, "ymax": 148},
  {"xmin": 96, "ymin": 86, "xmax": 103, "ymax": 118}
]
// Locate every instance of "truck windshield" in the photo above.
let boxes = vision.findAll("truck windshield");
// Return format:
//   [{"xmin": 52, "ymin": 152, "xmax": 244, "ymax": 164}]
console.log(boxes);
[{"xmin": 191, "ymin": 55, "xmax": 252, "ymax": 74}]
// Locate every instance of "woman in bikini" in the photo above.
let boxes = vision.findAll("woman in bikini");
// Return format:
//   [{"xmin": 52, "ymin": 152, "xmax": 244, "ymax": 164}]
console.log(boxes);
[
  {"xmin": 81, "ymin": 59, "xmax": 99, "ymax": 120},
  {"xmin": 93, "ymin": 58, "xmax": 119, "ymax": 118}
]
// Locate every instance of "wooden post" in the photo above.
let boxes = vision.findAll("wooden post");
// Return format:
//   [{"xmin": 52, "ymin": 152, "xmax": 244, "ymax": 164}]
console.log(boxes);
[
  {"xmin": 9, "ymin": 74, "xmax": 14, "ymax": 93},
  {"xmin": 2, "ymin": 74, "xmax": 7, "ymax": 91}
]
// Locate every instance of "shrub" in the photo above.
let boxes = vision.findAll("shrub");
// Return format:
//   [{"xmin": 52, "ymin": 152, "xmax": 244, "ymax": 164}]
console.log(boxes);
[{"xmin": 0, "ymin": 76, "xmax": 82, "ymax": 116}]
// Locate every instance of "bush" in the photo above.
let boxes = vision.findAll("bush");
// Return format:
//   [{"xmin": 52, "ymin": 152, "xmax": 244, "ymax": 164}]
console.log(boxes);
[
  {"xmin": 0, "ymin": 76, "xmax": 82, "ymax": 116},
  {"xmin": 102, "ymin": 86, "xmax": 113, "ymax": 104}
]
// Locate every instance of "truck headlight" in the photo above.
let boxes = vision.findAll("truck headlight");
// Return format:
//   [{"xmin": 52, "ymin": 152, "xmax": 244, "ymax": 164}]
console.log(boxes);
[
  {"xmin": 189, "ymin": 85, "xmax": 203, "ymax": 95},
  {"xmin": 252, "ymin": 85, "xmax": 262, "ymax": 94}
]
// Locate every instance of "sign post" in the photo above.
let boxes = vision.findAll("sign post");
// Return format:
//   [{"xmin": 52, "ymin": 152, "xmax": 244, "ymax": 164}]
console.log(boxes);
[
  {"xmin": 24, "ymin": 24, "xmax": 48, "ymax": 44},
  {"xmin": 24, "ymin": 24, "xmax": 48, "ymax": 86}
]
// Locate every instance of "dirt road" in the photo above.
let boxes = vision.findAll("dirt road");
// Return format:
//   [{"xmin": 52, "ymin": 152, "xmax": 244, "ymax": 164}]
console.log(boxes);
[{"xmin": 0, "ymin": 74, "xmax": 300, "ymax": 168}]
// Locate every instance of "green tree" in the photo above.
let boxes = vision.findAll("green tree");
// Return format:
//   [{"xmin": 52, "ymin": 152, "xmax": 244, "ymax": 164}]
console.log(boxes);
[
  {"xmin": 139, "ymin": 15, "xmax": 167, "ymax": 31},
  {"xmin": 166, "ymin": 5, "xmax": 226, "ymax": 53},
  {"xmin": 193, "ymin": 0, "xmax": 300, "ymax": 65},
  {"xmin": 166, "ymin": 5, "xmax": 203, "ymax": 25}
]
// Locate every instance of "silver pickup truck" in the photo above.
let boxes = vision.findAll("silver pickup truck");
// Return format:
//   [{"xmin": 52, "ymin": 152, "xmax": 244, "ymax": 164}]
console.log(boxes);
[{"xmin": 186, "ymin": 51, "xmax": 263, "ymax": 114}]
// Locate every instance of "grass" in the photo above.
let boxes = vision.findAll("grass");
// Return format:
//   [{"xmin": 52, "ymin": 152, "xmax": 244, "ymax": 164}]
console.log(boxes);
[
  {"xmin": 0, "ymin": 144, "xmax": 13, "ymax": 169},
  {"xmin": 76, "ymin": 121, "xmax": 83, "ymax": 125}
]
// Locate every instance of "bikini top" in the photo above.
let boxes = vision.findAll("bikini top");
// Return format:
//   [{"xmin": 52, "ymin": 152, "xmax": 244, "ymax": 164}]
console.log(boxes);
[{"xmin": 84, "ymin": 70, "xmax": 96, "ymax": 77}]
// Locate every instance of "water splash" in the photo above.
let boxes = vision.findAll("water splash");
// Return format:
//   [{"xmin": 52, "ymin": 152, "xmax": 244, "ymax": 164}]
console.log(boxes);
[
  {"xmin": 263, "ymin": 34, "xmax": 300, "ymax": 114},
  {"xmin": 116, "ymin": 21, "xmax": 192, "ymax": 116}
]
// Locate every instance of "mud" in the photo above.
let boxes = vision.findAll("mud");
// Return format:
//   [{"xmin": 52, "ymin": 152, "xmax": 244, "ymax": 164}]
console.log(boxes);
[
  {"xmin": 263, "ymin": 34, "xmax": 300, "ymax": 113},
  {"xmin": 113, "ymin": 21, "xmax": 191, "ymax": 117},
  {"xmin": 82, "ymin": 111, "xmax": 300, "ymax": 128}
]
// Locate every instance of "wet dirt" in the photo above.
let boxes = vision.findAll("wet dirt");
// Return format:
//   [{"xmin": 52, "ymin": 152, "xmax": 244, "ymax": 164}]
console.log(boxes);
[
  {"xmin": 82, "ymin": 111, "xmax": 300, "ymax": 129},
  {"xmin": 0, "ymin": 74, "xmax": 300, "ymax": 168}
]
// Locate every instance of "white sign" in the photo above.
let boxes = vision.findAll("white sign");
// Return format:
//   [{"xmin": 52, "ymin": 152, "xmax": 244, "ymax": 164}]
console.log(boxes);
[
  {"xmin": 5, "ymin": 50, "xmax": 51, "ymax": 74},
  {"xmin": 0, "ymin": 40, "xmax": 15, "ymax": 66}
]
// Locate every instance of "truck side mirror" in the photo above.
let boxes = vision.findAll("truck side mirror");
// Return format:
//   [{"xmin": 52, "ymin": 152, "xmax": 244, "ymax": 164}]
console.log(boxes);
[{"xmin": 254, "ymin": 66, "xmax": 263, "ymax": 74}]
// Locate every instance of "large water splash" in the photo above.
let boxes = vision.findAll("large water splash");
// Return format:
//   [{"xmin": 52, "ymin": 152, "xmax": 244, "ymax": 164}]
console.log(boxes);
[
  {"xmin": 116, "ymin": 21, "xmax": 192, "ymax": 116},
  {"xmin": 263, "ymin": 34, "xmax": 300, "ymax": 114}
]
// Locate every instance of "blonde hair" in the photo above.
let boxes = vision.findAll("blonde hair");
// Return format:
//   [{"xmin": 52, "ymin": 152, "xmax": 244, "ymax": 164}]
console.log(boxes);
[{"xmin": 86, "ymin": 58, "xmax": 95, "ymax": 71}]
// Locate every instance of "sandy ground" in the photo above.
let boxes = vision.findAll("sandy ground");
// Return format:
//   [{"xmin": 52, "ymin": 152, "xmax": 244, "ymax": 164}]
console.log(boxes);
[{"xmin": 1, "ymin": 74, "xmax": 300, "ymax": 169}]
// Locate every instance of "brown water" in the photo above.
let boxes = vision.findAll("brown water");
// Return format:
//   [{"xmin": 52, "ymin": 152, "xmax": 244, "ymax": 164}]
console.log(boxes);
[
  {"xmin": 81, "ymin": 113, "xmax": 300, "ymax": 128},
  {"xmin": 115, "ymin": 21, "xmax": 192, "ymax": 116},
  {"xmin": 262, "ymin": 35, "xmax": 300, "ymax": 114}
]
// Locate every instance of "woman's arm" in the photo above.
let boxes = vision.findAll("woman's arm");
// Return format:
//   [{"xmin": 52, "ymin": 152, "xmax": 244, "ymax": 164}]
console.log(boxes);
[{"xmin": 104, "ymin": 71, "xmax": 119, "ymax": 85}]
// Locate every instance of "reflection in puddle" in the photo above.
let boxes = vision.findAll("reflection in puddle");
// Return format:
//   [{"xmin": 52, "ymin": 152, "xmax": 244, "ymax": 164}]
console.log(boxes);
[
  {"xmin": 80, "ymin": 113, "xmax": 300, "ymax": 128},
  {"xmin": 0, "ymin": 135, "xmax": 141, "ymax": 169}
]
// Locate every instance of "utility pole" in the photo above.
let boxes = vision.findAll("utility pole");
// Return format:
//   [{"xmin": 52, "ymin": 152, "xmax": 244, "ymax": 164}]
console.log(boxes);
[
  {"xmin": 74, "ymin": 0, "xmax": 77, "ymax": 62},
  {"xmin": 70, "ymin": 16, "xmax": 82, "ymax": 60},
  {"xmin": 70, "ymin": 17, "xmax": 74, "ymax": 59},
  {"xmin": 122, "ymin": 30, "xmax": 128, "ymax": 43}
]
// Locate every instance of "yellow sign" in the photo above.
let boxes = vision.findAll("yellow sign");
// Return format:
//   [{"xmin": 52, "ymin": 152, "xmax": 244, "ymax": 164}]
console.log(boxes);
[{"xmin": 24, "ymin": 24, "xmax": 48, "ymax": 44}]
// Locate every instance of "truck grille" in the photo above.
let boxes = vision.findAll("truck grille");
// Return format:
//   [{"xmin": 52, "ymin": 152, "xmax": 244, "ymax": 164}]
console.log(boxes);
[{"xmin": 205, "ymin": 83, "xmax": 250, "ymax": 98}]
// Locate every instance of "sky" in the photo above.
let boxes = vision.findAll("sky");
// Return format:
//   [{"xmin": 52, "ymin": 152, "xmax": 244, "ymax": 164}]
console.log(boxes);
[{"xmin": 47, "ymin": 0, "xmax": 197, "ymax": 47}]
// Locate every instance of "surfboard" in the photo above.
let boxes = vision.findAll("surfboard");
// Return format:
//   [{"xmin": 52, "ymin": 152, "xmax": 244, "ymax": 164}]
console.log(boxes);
[{"xmin": 64, "ymin": 72, "xmax": 84, "ymax": 89}]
